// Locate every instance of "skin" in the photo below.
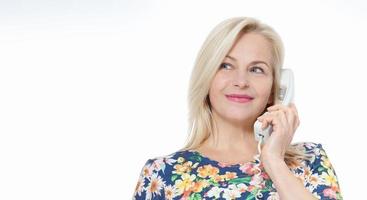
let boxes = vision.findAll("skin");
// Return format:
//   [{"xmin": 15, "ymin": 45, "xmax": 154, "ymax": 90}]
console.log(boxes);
[
  {"xmin": 195, "ymin": 32, "xmax": 274, "ymax": 163},
  {"xmin": 194, "ymin": 32, "xmax": 317, "ymax": 199}
]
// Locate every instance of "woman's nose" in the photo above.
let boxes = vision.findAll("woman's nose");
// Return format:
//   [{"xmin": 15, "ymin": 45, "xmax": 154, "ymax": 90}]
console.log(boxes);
[{"xmin": 233, "ymin": 71, "xmax": 250, "ymax": 88}]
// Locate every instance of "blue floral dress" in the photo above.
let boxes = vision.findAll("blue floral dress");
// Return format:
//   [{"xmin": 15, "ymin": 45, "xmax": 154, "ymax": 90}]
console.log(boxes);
[{"xmin": 132, "ymin": 142, "xmax": 342, "ymax": 200}]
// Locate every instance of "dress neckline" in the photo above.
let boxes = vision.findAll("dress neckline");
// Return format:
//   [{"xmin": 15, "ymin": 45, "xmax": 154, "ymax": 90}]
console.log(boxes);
[{"xmin": 185, "ymin": 149, "xmax": 261, "ymax": 168}]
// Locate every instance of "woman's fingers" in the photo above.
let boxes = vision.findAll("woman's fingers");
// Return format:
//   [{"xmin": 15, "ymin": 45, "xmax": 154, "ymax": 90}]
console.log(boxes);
[
  {"xmin": 257, "ymin": 112, "xmax": 271, "ymax": 129},
  {"xmin": 258, "ymin": 110, "xmax": 287, "ymax": 131},
  {"xmin": 260, "ymin": 103, "xmax": 300, "ymax": 134},
  {"xmin": 268, "ymin": 104, "xmax": 299, "ymax": 125}
]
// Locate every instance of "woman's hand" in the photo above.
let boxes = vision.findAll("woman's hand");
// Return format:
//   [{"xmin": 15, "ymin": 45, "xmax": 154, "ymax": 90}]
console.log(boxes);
[{"xmin": 256, "ymin": 103, "xmax": 300, "ymax": 162}]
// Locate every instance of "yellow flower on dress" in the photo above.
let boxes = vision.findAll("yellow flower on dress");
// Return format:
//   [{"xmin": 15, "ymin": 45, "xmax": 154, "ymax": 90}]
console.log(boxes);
[
  {"xmin": 175, "ymin": 173, "xmax": 196, "ymax": 194},
  {"xmin": 177, "ymin": 157, "xmax": 185, "ymax": 163},
  {"xmin": 173, "ymin": 161, "xmax": 194, "ymax": 175},
  {"xmin": 320, "ymin": 169, "xmax": 338, "ymax": 187}
]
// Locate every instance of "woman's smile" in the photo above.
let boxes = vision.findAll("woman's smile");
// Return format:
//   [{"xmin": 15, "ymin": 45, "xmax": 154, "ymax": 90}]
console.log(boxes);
[{"xmin": 225, "ymin": 94, "xmax": 254, "ymax": 103}]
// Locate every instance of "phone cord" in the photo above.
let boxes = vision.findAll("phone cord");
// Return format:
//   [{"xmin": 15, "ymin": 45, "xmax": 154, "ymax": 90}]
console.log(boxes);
[{"xmin": 253, "ymin": 137, "xmax": 264, "ymax": 200}]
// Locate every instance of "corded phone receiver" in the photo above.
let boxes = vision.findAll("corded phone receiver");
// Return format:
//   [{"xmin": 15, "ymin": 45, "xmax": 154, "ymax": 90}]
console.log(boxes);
[
  {"xmin": 250, "ymin": 69, "xmax": 295, "ymax": 183},
  {"xmin": 254, "ymin": 69, "xmax": 295, "ymax": 143}
]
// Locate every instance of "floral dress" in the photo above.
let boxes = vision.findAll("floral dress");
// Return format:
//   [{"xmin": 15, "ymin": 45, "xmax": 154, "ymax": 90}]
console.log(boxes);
[{"xmin": 132, "ymin": 142, "xmax": 342, "ymax": 200}]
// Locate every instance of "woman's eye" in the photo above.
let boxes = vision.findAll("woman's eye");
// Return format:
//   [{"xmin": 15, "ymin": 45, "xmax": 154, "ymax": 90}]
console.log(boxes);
[
  {"xmin": 250, "ymin": 66, "xmax": 264, "ymax": 73},
  {"xmin": 219, "ymin": 63, "xmax": 232, "ymax": 70}
]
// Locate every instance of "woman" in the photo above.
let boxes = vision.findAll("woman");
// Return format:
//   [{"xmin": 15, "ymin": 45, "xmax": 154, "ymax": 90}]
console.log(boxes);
[{"xmin": 132, "ymin": 17, "xmax": 342, "ymax": 200}]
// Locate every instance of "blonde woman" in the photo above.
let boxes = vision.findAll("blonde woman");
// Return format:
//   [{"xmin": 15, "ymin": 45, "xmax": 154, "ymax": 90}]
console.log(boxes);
[{"xmin": 132, "ymin": 17, "xmax": 342, "ymax": 200}]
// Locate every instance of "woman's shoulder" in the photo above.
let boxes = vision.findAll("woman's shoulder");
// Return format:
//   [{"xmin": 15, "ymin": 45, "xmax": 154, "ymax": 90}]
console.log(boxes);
[
  {"xmin": 289, "ymin": 141, "xmax": 330, "ymax": 169},
  {"xmin": 133, "ymin": 150, "xmax": 184, "ymax": 199},
  {"xmin": 291, "ymin": 141, "xmax": 324, "ymax": 155},
  {"xmin": 288, "ymin": 142, "xmax": 342, "ymax": 199},
  {"xmin": 138, "ymin": 149, "xmax": 195, "ymax": 175}
]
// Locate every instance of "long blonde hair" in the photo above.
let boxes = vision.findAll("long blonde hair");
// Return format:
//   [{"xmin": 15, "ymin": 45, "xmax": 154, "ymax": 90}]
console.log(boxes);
[{"xmin": 180, "ymin": 17, "xmax": 312, "ymax": 167}]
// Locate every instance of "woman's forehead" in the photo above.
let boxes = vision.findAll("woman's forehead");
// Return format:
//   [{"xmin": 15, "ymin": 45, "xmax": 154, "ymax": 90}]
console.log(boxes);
[{"xmin": 226, "ymin": 33, "xmax": 274, "ymax": 64}]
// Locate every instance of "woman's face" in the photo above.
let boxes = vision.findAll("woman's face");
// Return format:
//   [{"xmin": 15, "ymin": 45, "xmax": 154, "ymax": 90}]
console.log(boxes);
[{"xmin": 208, "ymin": 32, "xmax": 274, "ymax": 126}]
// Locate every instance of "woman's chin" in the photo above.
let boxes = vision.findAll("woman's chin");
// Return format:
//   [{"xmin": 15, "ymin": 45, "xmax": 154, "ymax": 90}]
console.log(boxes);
[{"xmin": 227, "ymin": 115, "xmax": 256, "ymax": 125}]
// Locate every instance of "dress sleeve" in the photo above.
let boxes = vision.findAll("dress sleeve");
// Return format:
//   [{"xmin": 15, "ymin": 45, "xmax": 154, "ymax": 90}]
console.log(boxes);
[
  {"xmin": 304, "ymin": 143, "xmax": 343, "ymax": 200},
  {"xmin": 132, "ymin": 158, "xmax": 166, "ymax": 200}
]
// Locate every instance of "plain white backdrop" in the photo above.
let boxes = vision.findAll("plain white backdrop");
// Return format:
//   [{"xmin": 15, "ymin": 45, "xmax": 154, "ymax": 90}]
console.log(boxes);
[{"xmin": 0, "ymin": 0, "xmax": 366, "ymax": 199}]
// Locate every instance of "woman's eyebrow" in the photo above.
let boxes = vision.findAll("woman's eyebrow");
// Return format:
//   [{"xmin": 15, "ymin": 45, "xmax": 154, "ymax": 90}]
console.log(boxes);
[
  {"xmin": 225, "ymin": 55, "xmax": 237, "ymax": 61},
  {"xmin": 225, "ymin": 55, "xmax": 270, "ymax": 69}
]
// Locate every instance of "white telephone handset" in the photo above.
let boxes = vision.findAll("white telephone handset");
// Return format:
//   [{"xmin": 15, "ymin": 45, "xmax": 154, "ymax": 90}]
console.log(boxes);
[{"xmin": 254, "ymin": 69, "xmax": 295, "ymax": 143}]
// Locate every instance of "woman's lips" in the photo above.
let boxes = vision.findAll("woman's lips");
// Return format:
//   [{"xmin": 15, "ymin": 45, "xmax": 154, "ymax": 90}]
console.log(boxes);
[{"xmin": 225, "ymin": 95, "xmax": 253, "ymax": 103}]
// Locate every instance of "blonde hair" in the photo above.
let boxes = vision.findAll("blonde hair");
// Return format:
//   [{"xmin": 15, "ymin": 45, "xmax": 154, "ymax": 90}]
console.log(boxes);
[{"xmin": 180, "ymin": 17, "xmax": 312, "ymax": 167}]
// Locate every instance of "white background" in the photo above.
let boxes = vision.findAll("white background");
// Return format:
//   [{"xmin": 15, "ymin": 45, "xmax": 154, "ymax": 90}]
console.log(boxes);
[{"xmin": 0, "ymin": 0, "xmax": 365, "ymax": 199}]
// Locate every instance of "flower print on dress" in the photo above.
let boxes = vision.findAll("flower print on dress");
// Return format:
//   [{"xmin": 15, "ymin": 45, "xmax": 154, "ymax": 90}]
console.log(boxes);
[{"xmin": 132, "ymin": 142, "xmax": 343, "ymax": 200}]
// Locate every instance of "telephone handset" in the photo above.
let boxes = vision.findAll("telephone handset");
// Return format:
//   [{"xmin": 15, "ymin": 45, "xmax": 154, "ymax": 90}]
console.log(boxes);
[{"xmin": 254, "ymin": 69, "xmax": 295, "ymax": 143}]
